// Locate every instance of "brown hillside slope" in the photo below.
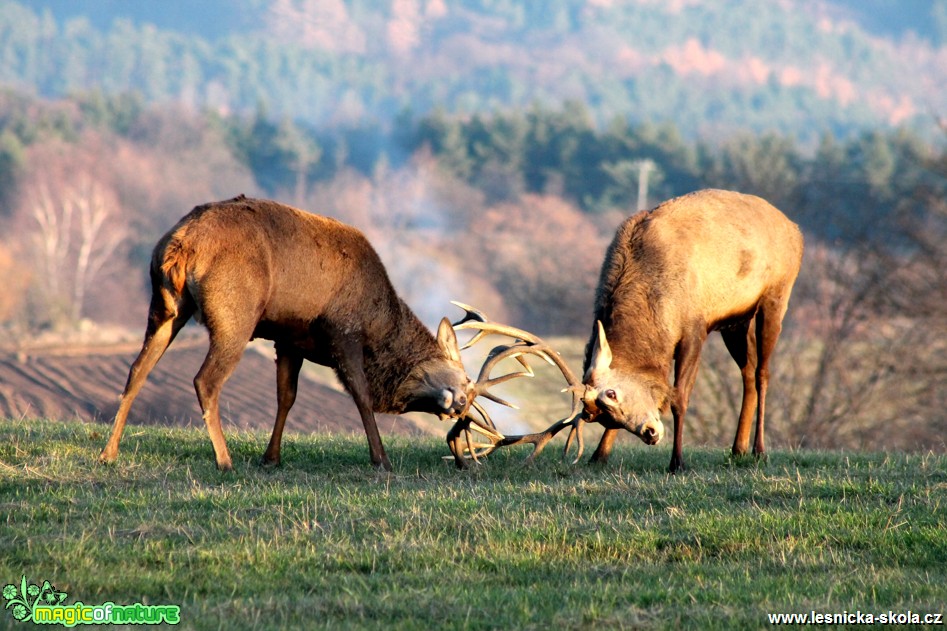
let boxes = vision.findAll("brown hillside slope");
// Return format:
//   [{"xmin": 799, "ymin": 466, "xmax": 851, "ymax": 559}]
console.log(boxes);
[{"xmin": 0, "ymin": 338, "xmax": 428, "ymax": 438}]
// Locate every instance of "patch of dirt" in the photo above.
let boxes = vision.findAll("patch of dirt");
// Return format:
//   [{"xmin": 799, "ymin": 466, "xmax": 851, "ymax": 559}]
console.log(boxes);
[{"xmin": 0, "ymin": 337, "xmax": 430, "ymax": 438}]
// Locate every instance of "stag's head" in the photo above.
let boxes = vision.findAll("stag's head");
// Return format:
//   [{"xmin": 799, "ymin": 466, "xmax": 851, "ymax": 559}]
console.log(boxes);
[
  {"xmin": 583, "ymin": 321, "xmax": 668, "ymax": 446},
  {"xmin": 399, "ymin": 318, "xmax": 474, "ymax": 420}
]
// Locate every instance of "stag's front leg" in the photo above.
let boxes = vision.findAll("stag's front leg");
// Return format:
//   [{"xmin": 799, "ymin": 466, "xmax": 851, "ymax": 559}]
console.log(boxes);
[
  {"xmin": 589, "ymin": 427, "xmax": 620, "ymax": 464},
  {"xmin": 332, "ymin": 335, "xmax": 392, "ymax": 472},
  {"xmin": 261, "ymin": 346, "xmax": 304, "ymax": 467},
  {"xmin": 669, "ymin": 328, "xmax": 706, "ymax": 474}
]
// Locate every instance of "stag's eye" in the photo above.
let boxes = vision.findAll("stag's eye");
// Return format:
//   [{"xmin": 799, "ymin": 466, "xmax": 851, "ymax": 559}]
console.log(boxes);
[{"xmin": 604, "ymin": 389, "xmax": 618, "ymax": 401}]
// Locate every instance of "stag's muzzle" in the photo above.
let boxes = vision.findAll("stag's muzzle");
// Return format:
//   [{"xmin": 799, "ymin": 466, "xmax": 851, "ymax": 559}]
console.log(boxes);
[
  {"xmin": 437, "ymin": 387, "xmax": 470, "ymax": 420},
  {"xmin": 631, "ymin": 413, "xmax": 664, "ymax": 445}
]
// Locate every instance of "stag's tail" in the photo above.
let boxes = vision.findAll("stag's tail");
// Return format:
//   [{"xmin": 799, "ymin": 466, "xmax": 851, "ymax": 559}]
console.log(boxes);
[
  {"xmin": 149, "ymin": 226, "xmax": 196, "ymax": 323},
  {"xmin": 159, "ymin": 237, "xmax": 189, "ymax": 296}
]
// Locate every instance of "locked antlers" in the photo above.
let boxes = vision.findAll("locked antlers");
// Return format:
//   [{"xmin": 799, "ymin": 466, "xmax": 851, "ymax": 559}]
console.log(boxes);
[{"xmin": 445, "ymin": 302, "xmax": 590, "ymax": 468}]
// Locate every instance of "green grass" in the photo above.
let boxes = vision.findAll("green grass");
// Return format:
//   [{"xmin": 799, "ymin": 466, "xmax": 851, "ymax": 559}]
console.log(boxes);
[{"xmin": 1, "ymin": 419, "xmax": 945, "ymax": 630}]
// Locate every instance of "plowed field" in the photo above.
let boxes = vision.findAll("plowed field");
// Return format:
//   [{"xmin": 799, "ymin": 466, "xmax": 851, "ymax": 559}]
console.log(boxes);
[{"xmin": 0, "ymin": 337, "xmax": 427, "ymax": 437}]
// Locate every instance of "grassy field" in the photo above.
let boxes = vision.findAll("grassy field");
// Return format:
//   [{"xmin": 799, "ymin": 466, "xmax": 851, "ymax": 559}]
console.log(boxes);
[{"xmin": 0, "ymin": 419, "xmax": 945, "ymax": 630}]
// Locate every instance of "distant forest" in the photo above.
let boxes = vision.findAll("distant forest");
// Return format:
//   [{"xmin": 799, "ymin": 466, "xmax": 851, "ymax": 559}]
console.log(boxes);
[
  {"xmin": 3, "ymin": 0, "xmax": 947, "ymax": 143},
  {"xmin": 0, "ymin": 89, "xmax": 944, "ymax": 324},
  {"xmin": 0, "ymin": 90, "xmax": 942, "ymax": 244}
]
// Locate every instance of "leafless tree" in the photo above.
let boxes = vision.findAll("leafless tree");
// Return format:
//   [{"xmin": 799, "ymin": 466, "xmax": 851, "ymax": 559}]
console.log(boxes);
[{"xmin": 21, "ymin": 175, "xmax": 127, "ymax": 329}]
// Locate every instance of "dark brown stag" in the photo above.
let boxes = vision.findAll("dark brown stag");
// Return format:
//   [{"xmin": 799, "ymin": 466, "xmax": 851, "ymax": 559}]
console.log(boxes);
[
  {"xmin": 496, "ymin": 189, "xmax": 804, "ymax": 473},
  {"xmin": 99, "ymin": 195, "xmax": 473, "ymax": 472}
]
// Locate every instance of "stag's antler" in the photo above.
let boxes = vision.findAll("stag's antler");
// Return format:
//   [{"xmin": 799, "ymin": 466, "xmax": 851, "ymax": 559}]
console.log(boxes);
[{"xmin": 445, "ymin": 302, "xmax": 590, "ymax": 468}]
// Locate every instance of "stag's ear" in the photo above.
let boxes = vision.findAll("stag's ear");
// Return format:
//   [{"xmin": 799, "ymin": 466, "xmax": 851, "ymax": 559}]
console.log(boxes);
[
  {"xmin": 588, "ymin": 320, "xmax": 613, "ymax": 377},
  {"xmin": 436, "ymin": 317, "xmax": 463, "ymax": 362}
]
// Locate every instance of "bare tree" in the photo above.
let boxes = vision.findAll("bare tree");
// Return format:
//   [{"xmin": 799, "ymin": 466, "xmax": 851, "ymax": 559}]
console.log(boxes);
[
  {"xmin": 25, "ymin": 182, "xmax": 72, "ymax": 326},
  {"xmin": 68, "ymin": 176, "xmax": 127, "ymax": 323},
  {"xmin": 774, "ymin": 243, "xmax": 902, "ymax": 448},
  {"xmin": 464, "ymin": 194, "xmax": 605, "ymax": 336},
  {"xmin": 20, "ymin": 175, "xmax": 127, "ymax": 329}
]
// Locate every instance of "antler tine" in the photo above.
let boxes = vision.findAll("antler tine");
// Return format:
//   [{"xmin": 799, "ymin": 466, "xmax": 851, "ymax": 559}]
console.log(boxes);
[
  {"xmin": 477, "ymin": 344, "xmax": 535, "ymax": 382},
  {"xmin": 561, "ymin": 414, "xmax": 586, "ymax": 465},
  {"xmin": 444, "ymin": 402, "xmax": 506, "ymax": 468},
  {"xmin": 450, "ymin": 300, "xmax": 488, "ymax": 325},
  {"xmin": 470, "ymin": 343, "xmax": 539, "ymax": 409},
  {"xmin": 453, "ymin": 319, "xmax": 543, "ymax": 345},
  {"xmin": 468, "ymin": 400, "xmax": 505, "ymax": 441},
  {"xmin": 464, "ymin": 427, "xmax": 481, "ymax": 464},
  {"xmin": 494, "ymin": 411, "xmax": 587, "ymax": 463},
  {"xmin": 450, "ymin": 301, "xmax": 492, "ymax": 350},
  {"xmin": 444, "ymin": 422, "xmax": 502, "ymax": 469}
]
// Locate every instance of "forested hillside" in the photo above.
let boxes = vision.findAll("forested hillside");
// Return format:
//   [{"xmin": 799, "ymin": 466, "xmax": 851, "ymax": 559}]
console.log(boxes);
[{"xmin": 5, "ymin": 0, "xmax": 947, "ymax": 141}]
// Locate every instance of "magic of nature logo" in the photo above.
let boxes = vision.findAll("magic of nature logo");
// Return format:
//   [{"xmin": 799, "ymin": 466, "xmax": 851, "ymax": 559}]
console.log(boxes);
[{"xmin": 3, "ymin": 576, "xmax": 180, "ymax": 626}]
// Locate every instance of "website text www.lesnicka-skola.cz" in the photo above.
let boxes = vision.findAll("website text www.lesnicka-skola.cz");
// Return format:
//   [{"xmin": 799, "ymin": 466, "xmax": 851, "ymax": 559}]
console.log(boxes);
[{"xmin": 768, "ymin": 610, "xmax": 943, "ymax": 626}]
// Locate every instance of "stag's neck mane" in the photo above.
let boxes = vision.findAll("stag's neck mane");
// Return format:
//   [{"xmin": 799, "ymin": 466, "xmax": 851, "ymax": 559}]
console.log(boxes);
[
  {"xmin": 586, "ymin": 210, "xmax": 676, "ymax": 378},
  {"xmin": 361, "ymin": 297, "xmax": 442, "ymax": 413}
]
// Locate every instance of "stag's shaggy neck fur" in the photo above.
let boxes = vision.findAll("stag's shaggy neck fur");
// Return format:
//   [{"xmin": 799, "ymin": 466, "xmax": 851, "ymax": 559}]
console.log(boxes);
[
  {"xmin": 358, "ymin": 298, "xmax": 444, "ymax": 413},
  {"xmin": 586, "ymin": 209, "xmax": 676, "ymax": 385}
]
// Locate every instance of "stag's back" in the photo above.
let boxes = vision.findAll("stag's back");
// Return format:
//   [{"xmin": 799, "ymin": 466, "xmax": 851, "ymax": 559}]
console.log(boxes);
[
  {"xmin": 156, "ymin": 196, "xmax": 404, "ymax": 333},
  {"xmin": 597, "ymin": 189, "xmax": 803, "ymax": 340}
]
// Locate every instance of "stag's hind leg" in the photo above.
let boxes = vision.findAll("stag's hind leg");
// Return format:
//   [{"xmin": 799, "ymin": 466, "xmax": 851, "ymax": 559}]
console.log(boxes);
[
  {"xmin": 721, "ymin": 318, "xmax": 759, "ymax": 458},
  {"xmin": 192, "ymin": 265, "xmax": 269, "ymax": 471},
  {"xmin": 193, "ymin": 327, "xmax": 254, "ymax": 472},
  {"xmin": 751, "ymin": 298, "xmax": 788, "ymax": 460},
  {"xmin": 100, "ymin": 287, "xmax": 194, "ymax": 464}
]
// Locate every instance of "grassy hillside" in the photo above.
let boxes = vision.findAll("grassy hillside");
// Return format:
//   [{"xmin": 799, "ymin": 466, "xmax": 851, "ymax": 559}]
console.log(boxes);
[{"xmin": 1, "ymin": 420, "xmax": 944, "ymax": 629}]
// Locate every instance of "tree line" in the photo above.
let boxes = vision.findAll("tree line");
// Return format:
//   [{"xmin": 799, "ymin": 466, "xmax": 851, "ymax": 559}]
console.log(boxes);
[
  {"xmin": 4, "ymin": 91, "xmax": 942, "ymax": 248},
  {"xmin": 224, "ymin": 100, "xmax": 945, "ymax": 247}
]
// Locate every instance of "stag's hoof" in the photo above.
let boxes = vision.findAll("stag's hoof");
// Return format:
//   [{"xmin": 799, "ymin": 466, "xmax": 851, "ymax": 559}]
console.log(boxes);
[
  {"xmin": 259, "ymin": 456, "xmax": 281, "ymax": 469},
  {"xmin": 668, "ymin": 456, "xmax": 686, "ymax": 474},
  {"xmin": 98, "ymin": 444, "xmax": 121, "ymax": 464},
  {"xmin": 728, "ymin": 450, "xmax": 754, "ymax": 466},
  {"xmin": 372, "ymin": 459, "xmax": 393, "ymax": 473},
  {"xmin": 216, "ymin": 459, "xmax": 234, "ymax": 473}
]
